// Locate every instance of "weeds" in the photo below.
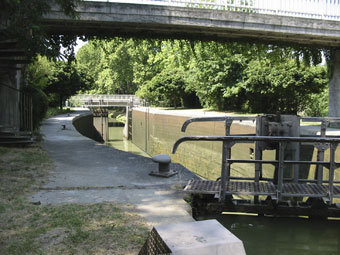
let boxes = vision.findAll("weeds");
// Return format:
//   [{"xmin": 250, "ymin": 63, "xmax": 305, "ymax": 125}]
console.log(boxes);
[{"xmin": 0, "ymin": 145, "xmax": 149, "ymax": 255}]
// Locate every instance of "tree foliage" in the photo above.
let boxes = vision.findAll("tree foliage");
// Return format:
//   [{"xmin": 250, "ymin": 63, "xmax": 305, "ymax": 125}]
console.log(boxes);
[
  {"xmin": 75, "ymin": 38, "xmax": 329, "ymax": 115},
  {"xmin": 137, "ymin": 67, "xmax": 195, "ymax": 108},
  {"xmin": 45, "ymin": 61, "xmax": 91, "ymax": 110},
  {"xmin": 26, "ymin": 56, "xmax": 91, "ymax": 130},
  {"xmin": 1, "ymin": 0, "xmax": 81, "ymax": 61},
  {"xmin": 241, "ymin": 59, "xmax": 328, "ymax": 114}
]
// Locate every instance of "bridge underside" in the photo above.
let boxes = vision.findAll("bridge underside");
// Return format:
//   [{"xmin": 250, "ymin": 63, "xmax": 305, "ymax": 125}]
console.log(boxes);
[{"xmin": 44, "ymin": 2, "xmax": 340, "ymax": 48}]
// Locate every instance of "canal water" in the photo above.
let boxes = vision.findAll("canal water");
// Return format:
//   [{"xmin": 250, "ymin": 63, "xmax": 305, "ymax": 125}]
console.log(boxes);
[
  {"xmin": 107, "ymin": 124, "xmax": 149, "ymax": 157},
  {"xmin": 207, "ymin": 214, "xmax": 340, "ymax": 255},
  {"xmin": 107, "ymin": 118, "xmax": 340, "ymax": 255}
]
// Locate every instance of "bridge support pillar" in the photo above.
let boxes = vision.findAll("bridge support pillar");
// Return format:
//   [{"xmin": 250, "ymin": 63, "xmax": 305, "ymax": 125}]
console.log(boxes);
[
  {"xmin": 93, "ymin": 109, "xmax": 108, "ymax": 142},
  {"xmin": 123, "ymin": 106, "xmax": 131, "ymax": 139},
  {"xmin": 329, "ymin": 49, "xmax": 340, "ymax": 117}
]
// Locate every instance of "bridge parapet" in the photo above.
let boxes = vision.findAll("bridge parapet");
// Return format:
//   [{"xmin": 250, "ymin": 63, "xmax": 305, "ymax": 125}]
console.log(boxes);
[
  {"xmin": 92, "ymin": 0, "xmax": 340, "ymax": 21},
  {"xmin": 69, "ymin": 94, "xmax": 145, "ymax": 108}
]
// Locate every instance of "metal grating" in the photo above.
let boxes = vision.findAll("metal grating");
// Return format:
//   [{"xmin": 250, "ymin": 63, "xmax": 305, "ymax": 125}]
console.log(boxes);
[
  {"xmin": 139, "ymin": 227, "xmax": 172, "ymax": 255},
  {"xmin": 333, "ymin": 185, "xmax": 340, "ymax": 198},
  {"xmin": 184, "ymin": 180, "xmax": 276, "ymax": 196},
  {"xmin": 282, "ymin": 183, "xmax": 328, "ymax": 197},
  {"xmin": 184, "ymin": 180, "xmax": 340, "ymax": 199},
  {"xmin": 184, "ymin": 180, "xmax": 220, "ymax": 194},
  {"xmin": 225, "ymin": 181, "xmax": 276, "ymax": 196}
]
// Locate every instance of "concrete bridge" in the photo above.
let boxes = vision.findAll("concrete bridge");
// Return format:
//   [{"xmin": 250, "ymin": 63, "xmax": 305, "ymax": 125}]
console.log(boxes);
[
  {"xmin": 45, "ymin": 0, "xmax": 340, "ymax": 47},
  {"xmin": 43, "ymin": 0, "xmax": 340, "ymax": 117}
]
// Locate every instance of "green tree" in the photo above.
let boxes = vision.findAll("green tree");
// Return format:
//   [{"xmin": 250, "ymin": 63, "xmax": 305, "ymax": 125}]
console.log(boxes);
[
  {"xmin": 75, "ymin": 41, "xmax": 102, "ymax": 92},
  {"xmin": 187, "ymin": 42, "xmax": 250, "ymax": 110},
  {"xmin": 240, "ymin": 59, "xmax": 328, "ymax": 114},
  {"xmin": 75, "ymin": 38, "xmax": 328, "ymax": 115},
  {"xmin": 45, "ymin": 61, "xmax": 89, "ymax": 110},
  {"xmin": 1, "ymin": 0, "xmax": 81, "ymax": 61},
  {"xmin": 25, "ymin": 56, "xmax": 52, "ymax": 129},
  {"xmin": 137, "ymin": 67, "xmax": 195, "ymax": 108},
  {"xmin": 303, "ymin": 88, "xmax": 329, "ymax": 117}
]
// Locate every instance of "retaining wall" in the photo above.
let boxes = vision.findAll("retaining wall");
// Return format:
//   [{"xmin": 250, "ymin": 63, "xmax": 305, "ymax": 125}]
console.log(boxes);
[{"xmin": 132, "ymin": 108, "xmax": 257, "ymax": 180}]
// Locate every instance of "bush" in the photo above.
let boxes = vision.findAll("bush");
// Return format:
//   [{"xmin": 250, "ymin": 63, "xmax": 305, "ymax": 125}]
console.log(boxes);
[
  {"xmin": 45, "ymin": 107, "xmax": 72, "ymax": 119},
  {"xmin": 137, "ymin": 68, "xmax": 198, "ymax": 108},
  {"xmin": 23, "ymin": 86, "xmax": 49, "ymax": 130},
  {"xmin": 303, "ymin": 88, "xmax": 329, "ymax": 117}
]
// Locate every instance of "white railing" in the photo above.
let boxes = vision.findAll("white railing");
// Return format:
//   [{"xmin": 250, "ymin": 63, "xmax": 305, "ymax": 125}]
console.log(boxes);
[
  {"xmin": 86, "ymin": 0, "xmax": 340, "ymax": 21},
  {"xmin": 69, "ymin": 94, "xmax": 145, "ymax": 107}
]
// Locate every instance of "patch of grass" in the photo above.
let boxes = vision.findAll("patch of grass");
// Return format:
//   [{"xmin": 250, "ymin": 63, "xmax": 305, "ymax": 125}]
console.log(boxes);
[
  {"xmin": 45, "ymin": 107, "xmax": 73, "ymax": 119},
  {"xmin": 0, "ymin": 145, "xmax": 149, "ymax": 255}
]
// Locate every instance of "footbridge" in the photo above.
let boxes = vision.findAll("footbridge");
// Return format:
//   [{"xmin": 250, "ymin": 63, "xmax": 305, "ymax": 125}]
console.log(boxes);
[
  {"xmin": 69, "ymin": 94, "xmax": 144, "ymax": 142},
  {"xmin": 69, "ymin": 94, "xmax": 145, "ymax": 108}
]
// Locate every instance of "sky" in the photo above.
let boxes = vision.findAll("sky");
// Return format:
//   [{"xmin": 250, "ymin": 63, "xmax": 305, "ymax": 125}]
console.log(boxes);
[{"xmin": 74, "ymin": 39, "xmax": 88, "ymax": 55}]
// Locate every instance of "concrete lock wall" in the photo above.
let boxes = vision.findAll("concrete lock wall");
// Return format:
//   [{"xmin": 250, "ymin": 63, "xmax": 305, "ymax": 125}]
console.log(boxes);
[
  {"xmin": 131, "ymin": 108, "xmax": 340, "ymax": 181},
  {"xmin": 72, "ymin": 113, "xmax": 104, "ymax": 143},
  {"xmin": 132, "ymin": 108, "xmax": 258, "ymax": 180}
]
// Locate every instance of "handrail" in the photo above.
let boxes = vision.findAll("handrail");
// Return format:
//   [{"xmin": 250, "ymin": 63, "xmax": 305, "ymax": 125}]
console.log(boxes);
[
  {"xmin": 172, "ymin": 135, "xmax": 340, "ymax": 153},
  {"xmin": 181, "ymin": 116, "xmax": 256, "ymax": 132},
  {"xmin": 301, "ymin": 117, "xmax": 340, "ymax": 123},
  {"xmin": 89, "ymin": 0, "xmax": 340, "ymax": 21},
  {"xmin": 68, "ymin": 94, "xmax": 144, "ymax": 107},
  {"xmin": 172, "ymin": 135, "xmax": 340, "ymax": 203}
]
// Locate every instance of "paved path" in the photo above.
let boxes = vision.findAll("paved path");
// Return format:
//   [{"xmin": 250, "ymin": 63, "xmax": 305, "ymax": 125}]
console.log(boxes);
[{"xmin": 30, "ymin": 109, "xmax": 197, "ymax": 227}]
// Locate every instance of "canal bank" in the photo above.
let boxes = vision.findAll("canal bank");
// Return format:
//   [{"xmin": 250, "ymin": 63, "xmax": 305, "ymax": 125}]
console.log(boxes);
[{"xmin": 30, "ymin": 108, "xmax": 198, "ymax": 227}]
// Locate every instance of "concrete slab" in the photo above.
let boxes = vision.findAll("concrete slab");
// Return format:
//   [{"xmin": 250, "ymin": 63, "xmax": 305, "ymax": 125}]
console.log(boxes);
[
  {"xmin": 30, "ymin": 109, "xmax": 198, "ymax": 226},
  {"xmin": 155, "ymin": 220, "xmax": 246, "ymax": 255}
]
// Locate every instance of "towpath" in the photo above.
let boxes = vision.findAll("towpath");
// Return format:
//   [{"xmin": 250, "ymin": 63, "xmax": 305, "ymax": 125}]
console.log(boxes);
[{"xmin": 30, "ymin": 109, "xmax": 198, "ymax": 227}]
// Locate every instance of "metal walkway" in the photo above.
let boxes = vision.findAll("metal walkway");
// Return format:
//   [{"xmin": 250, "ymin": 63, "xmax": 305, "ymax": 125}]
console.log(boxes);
[
  {"xmin": 174, "ymin": 135, "xmax": 340, "ymax": 203},
  {"xmin": 185, "ymin": 180, "xmax": 340, "ymax": 199},
  {"xmin": 173, "ymin": 115, "xmax": 340, "ymax": 217}
]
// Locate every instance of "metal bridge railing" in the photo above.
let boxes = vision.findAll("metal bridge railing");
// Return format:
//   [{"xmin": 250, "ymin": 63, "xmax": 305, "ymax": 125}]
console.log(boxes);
[
  {"xmin": 88, "ymin": 0, "xmax": 340, "ymax": 21},
  {"xmin": 68, "ymin": 94, "xmax": 145, "ymax": 107}
]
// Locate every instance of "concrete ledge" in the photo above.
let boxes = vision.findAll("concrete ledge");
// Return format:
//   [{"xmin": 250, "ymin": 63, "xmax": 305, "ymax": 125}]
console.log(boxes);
[{"xmin": 140, "ymin": 220, "xmax": 246, "ymax": 255}]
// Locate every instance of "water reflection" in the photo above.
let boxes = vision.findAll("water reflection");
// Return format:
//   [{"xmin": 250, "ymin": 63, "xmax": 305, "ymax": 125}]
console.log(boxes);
[
  {"xmin": 203, "ymin": 214, "xmax": 340, "ymax": 255},
  {"xmin": 106, "ymin": 126, "xmax": 150, "ymax": 157}
]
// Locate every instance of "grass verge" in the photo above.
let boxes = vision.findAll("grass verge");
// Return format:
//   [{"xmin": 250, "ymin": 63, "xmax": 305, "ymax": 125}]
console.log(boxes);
[{"xmin": 0, "ymin": 145, "xmax": 149, "ymax": 255}]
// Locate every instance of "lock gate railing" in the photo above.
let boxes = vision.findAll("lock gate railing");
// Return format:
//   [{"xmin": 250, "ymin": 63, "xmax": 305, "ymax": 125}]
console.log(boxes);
[{"xmin": 172, "ymin": 116, "xmax": 340, "ymax": 205}]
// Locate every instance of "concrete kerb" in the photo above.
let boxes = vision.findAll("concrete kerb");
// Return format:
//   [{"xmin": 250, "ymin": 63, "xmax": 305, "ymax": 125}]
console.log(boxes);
[{"xmin": 30, "ymin": 109, "xmax": 198, "ymax": 227}]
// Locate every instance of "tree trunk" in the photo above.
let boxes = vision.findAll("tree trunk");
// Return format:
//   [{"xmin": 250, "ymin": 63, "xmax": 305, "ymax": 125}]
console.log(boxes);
[{"xmin": 59, "ymin": 95, "xmax": 63, "ymax": 110}]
